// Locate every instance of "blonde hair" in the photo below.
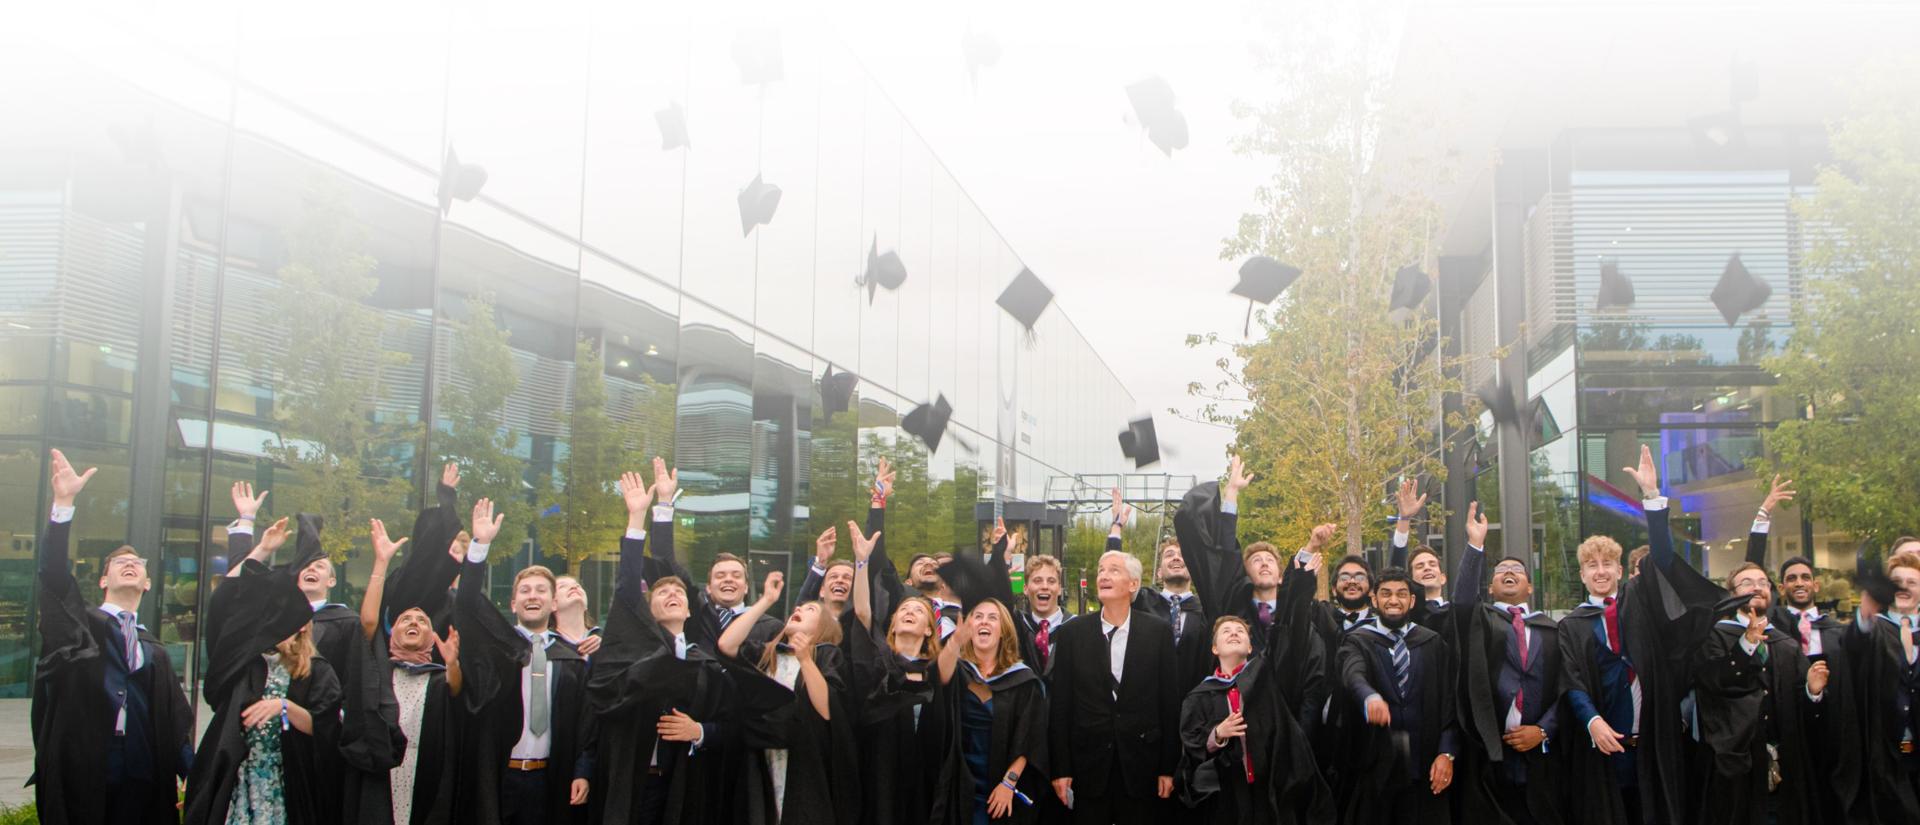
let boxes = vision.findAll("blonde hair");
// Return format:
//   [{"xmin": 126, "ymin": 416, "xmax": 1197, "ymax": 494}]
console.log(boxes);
[
  {"xmin": 513, "ymin": 565, "xmax": 557, "ymax": 593},
  {"xmin": 758, "ymin": 600, "xmax": 844, "ymax": 675},
  {"xmin": 888, "ymin": 595, "xmax": 942, "ymax": 660},
  {"xmin": 1577, "ymin": 535, "xmax": 1623, "ymax": 567},
  {"xmin": 964, "ymin": 598, "xmax": 1023, "ymax": 674},
  {"xmin": 1025, "ymin": 555, "xmax": 1062, "ymax": 579},
  {"xmin": 276, "ymin": 624, "xmax": 315, "ymax": 681},
  {"xmin": 1243, "ymin": 540, "xmax": 1280, "ymax": 564}
]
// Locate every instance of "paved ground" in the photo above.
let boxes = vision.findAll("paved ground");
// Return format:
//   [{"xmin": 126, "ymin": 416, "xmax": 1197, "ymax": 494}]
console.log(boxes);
[{"xmin": 0, "ymin": 697, "xmax": 215, "ymax": 808}]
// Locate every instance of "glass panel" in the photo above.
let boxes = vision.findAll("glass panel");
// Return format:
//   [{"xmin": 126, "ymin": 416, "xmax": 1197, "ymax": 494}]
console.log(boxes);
[
  {"xmin": 0, "ymin": 444, "xmax": 40, "ymax": 695},
  {"xmin": 677, "ymin": 303, "xmax": 755, "ymax": 578},
  {"xmin": 579, "ymin": 7, "xmax": 692, "ymax": 282},
  {"xmin": 0, "ymin": 386, "xmax": 44, "ymax": 436},
  {"xmin": 49, "ymin": 389, "xmax": 133, "ymax": 444}
]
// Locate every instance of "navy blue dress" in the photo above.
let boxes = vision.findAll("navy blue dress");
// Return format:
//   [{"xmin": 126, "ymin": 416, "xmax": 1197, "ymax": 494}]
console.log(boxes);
[{"xmin": 961, "ymin": 690, "xmax": 995, "ymax": 825}]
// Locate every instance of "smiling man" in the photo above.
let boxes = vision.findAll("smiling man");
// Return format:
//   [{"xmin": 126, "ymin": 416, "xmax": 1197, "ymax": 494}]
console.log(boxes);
[
  {"xmin": 1338, "ymin": 567, "xmax": 1459, "ymax": 824},
  {"xmin": 1850, "ymin": 553, "xmax": 1920, "ymax": 821},
  {"xmin": 1047, "ymin": 549, "xmax": 1181, "ymax": 824},
  {"xmin": 1389, "ymin": 478, "xmax": 1451, "ymax": 632}
]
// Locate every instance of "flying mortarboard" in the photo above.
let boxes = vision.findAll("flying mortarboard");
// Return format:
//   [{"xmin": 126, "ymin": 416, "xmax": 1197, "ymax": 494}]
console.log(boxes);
[
  {"xmin": 902, "ymin": 395, "xmax": 954, "ymax": 453},
  {"xmin": 1595, "ymin": 260, "xmax": 1636, "ymax": 310},
  {"xmin": 656, "ymin": 101, "xmax": 689, "ymax": 151},
  {"xmin": 436, "ymin": 145, "xmax": 488, "ymax": 215},
  {"xmin": 1125, "ymin": 76, "xmax": 1188, "ymax": 156},
  {"xmin": 737, "ymin": 173, "xmax": 782, "ymax": 236},
  {"xmin": 1476, "ymin": 379, "xmax": 1522, "ymax": 427},
  {"xmin": 1232, "ymin": 256, "xmax": 1302, "ymax": 336},
  {"xmin": 1710, "ymin": 252, "xmax": 1771, "ymax": 326},
  {"xmin": 820, "ymin": 364, "xmax": 858, "ymax": 417},
  {"xmin": 858, "ymin": 235, "xmax": 908, "ymax": 303},
  {"xmin": 1117, "ymin": 415, "xmax": 1161, "ymax": 468},
  {"xmin": 996, "ymin": 268, "xmax": 1054, "ymax": 332},
  {"xmin": 1388, "ymin": 264, "xmax": 1432, "ymax": 318}
]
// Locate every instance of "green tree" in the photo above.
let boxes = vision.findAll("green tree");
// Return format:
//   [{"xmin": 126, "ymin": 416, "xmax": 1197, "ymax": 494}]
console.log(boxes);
[
  {"xmin": 264, "ymin": 180, "xmax": 415, "ymax": 562},
  {"xmin": 437, "ymin": 292, "xmax": 530, "ymax": 561},
  {"xmin": 539, "ymin": 338, "xmax": 642, "ymax": 567},
  {"xmin": 1187, "ymin": 4, "xmax": 1460, "ymax": 556},
  {"xmin": 1757, "ymin": 64, "xmax": 1920, "ymax": 544}
]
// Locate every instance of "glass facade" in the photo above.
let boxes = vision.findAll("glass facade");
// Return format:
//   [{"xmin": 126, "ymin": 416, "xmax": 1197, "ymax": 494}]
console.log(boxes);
[{"xmin": 0, "ymin": 8, "xmax": 1133, "ymax": 697}]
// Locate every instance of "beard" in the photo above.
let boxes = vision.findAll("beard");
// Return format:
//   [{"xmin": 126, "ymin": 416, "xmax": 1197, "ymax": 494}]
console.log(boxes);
[
  {"xmin": 1336, "ymin": 592, "xmax": 1370, "ymax": 610},
  {"xmin": 914, "ymin": 578, "xmax": 941, "ymax": 594},
  {"xmin": 1161, "ymin": 572, "xmax": 1191, "ymax": 588},
  {"xmin": 1378, "ymin": 612, "xmax": 1410, "ymax": 630}
]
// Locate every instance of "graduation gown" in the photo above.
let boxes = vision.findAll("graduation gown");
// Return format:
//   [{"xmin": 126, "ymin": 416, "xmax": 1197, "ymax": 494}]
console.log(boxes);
[
  {"xmin": 1555, "ymin": 601, "xmax": 1634, "ymax": 825},
  {"xmin": 454, "ymin": 556, "xmax": 597, "ymax": 825},
  {"xmin": 335, "ymin": 627, "xmax": 461, "ymax": 825},
  {"xmin": 929, "ymin": 662, "xmax": 1049, "ymax": 825},
  {"xmin": 587, "ymin": 517, "xmax": 739, "ymax": 825},
  {"xmin": 1690, "ymin": 620, "xmax": 1821, "ymax": 825},
  {"xmin": 1450, "ymin": 545, "xmax": 1565, "ymax": 825},
  {"xmin": 382, "ymin": 482, "xmax": 463, "ymax": 633},
  {"xmin": 725, "ymin": 640, "xmax": 861, "ymax": 825},
  {"xmin": 1335, "ymin": 621, "xmax": 1459, "ymax": 825},
  {"xmin": 1178, "ymin": 560, "xmax": 1331, "ymax": 825},
  {"xmin": 846, "ymin": 508, "xmax": 946, "ymax": 825},
  {"xmin": 184, "ymin": 516, "xmax": 345, "ymax": 825},
  {"xmin": 1619, "ymin": 503, "xmax": 1735, "ymax": 825},
  {"xmin": 1131, "ymin": 586, "xmax": 1211, "ymax": 695},
  {"xmin": 1843, "ymin": 613, "xmax": 1920, "ymax": 823},
  {"xmin": 29, "ymin": 517, "xmax": 194, "ymax": 825}
]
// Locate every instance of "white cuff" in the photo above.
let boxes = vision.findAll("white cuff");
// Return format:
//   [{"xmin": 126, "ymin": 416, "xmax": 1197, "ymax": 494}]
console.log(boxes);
[
  {"xmin": 1806, "ymin": 685, "xmax": 1824, "ymax": 703},
  {"xmin": 652, "ymin": 504, "xmax": 675, "ymax": 523},
  {"xmin": 226, "ymin": 521, "xmax": 254, "ymax": 536},
  {"xmin": 1206, "ymin": 729, "xmax": 1226, "ymax": 752},
  {"xmin": 1467, "ymin": 544, "xmax": 1485, "ymax": 554},
  {"xmin": 467, "ymin": 541, "xmax": 491, "ymax": 564},
  {"xmin": 810, "ymin": 562, "xmax": 828, "ymax": 575},
  {"xmin": 1221, "ymin": 500, "xmax": 1238, "ymax": 515},
  {"xmin": 1738, "ymin": 637, "xmax": 1760, "ymax": 656},
  {"xmin": 625, "ymin": 527, "xmax": 646, "ymax": 541},
  {"xmin": 49, "ymin": 504, "xmax": 75, "ymax": 524},
  {"xmin": 1392, "ymin": 528, "xmax": 1409, "ymax": 548},
  {"xmin": 1642, "ymin": 496, "xmax": 1668, "ymax": 512},
  {"xmin": 691, "ymin": 724, "xmax": 705, "ymax": 752},
  {"xmin": 1293, "ymin": 548, "xmax": 1315, "ymax": 566},
  {"xmin": 1750, "ymin": 519, "xmax": 1771, "ymax": 535}
]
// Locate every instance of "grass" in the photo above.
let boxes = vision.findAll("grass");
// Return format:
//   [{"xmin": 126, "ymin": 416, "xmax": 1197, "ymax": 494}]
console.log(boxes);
[{"xmin": 0, "ymin": 802, "xmax": 34, "ymax": 825}]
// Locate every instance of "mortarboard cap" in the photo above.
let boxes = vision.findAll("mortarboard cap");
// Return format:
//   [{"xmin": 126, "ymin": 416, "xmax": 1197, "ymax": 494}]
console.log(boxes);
[
  {"xmin": 1710, "ymin": 252, "xmax": 1771, "ymax": 326},
  {"xmin": 859, "ymin": 235, "xmax": 908, "ymax": 303},
  {"xmin": 1389, "ymin": 264, "xmax": 1431, "ymax": 316},
  {"xmin": 820, "ymin": 364, "xmax": 858, "ymax": 417},
  {"xmin": 902, "ymin": 395, "xmax": 954, "ymax": 453},
  {"xmin": 996, "ymin": 268, "xmax": 1054, "ymax": 332},
  {"xmin": 1476, "ymin": 379, "xmax": 1522, "ymax": 427},
  {"xmin": 656, "ymin": 102, "xmax": 689, "ymax": 151},
  {"xmin": 732, "ymin": 28, "xmax": 784, "ymax": 85},
  {"xmin": 1689, "ymin": 110, "xmax": 1747, "ymax": 158},
  {"xmin": 1232, "ymin": 256, "xmax": 1302, "ymax": 336},
  {"xmin": 1595, "ymin": 260, "xmax": 1635, "ymax": 310},
  {"xmin": 436, "ymin": 145, "xmax": 488, "ymax": 215},
  {"xmin": 1117, "ymin": 415, "xmax": 1161, "ymax": 468},
  {"xmin": 737, "ymin": 173, "xmax": 782, "ymax": 236},
  {"xmin": 1125, "ymin": 76, "xmax": 1188, "ymax": 156}
]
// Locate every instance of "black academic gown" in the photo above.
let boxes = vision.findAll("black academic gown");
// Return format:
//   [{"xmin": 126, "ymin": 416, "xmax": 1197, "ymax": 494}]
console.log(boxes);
[
  {"xmin": 1178, "ymin": 559, "xmax": 1332, "ymax": 825},
  {"xmin": 29, "ymin": 516, "xmax": 194, "ymax": 825},
  {"xmin": 726, "ymin": 638, "xmax": 861, "ymax": 825},
  {"xmin": 846, "ymin": 505, "xmax": 946, "ymax": 825},
  {"xmin": 588, "ymin": 515, "xmax": 739, "ymax": 825},
  {"xmin": 1131, "ymin": 585, "xmax": 1211, "ymax": 695},
  {"xmin": 383, "ymin": 483, "xmax": 464, "ymax": 633},
  {"xmin": 184, "ymin": 516, "xmax": 344, "ymax": 825},
  {"xmin": 454, "ymin": 556, "xmax": 597, "ymax": 825},
  {"xmin": 1555, "ymin": 602, "xmax": 1633, "ymax": 825},
  {"xmin": 1843, "ymin": 614, "xmax": 1920, "ymax": 823},
  {"xmin": 1620, "ymin": 504, "xmax": 1735, "ymax": 825},
  {"xmin": 929, "ymin": 661, "xmax": 1049, "ymax": 825},
  {"xmin": 1690, "ymin": 620, "xmax": 1821, "ymax": 825},
  {"xmin": 1336, "ymin": 621, "xmax": 1459, "ymax": 825},
  {"xmin": 336, "ymin": 626, "xmax": 461, "ymax": 825},
  {"xmin": 1451, "ymin": 545, "xmax": 1566, "ymax": 825}
]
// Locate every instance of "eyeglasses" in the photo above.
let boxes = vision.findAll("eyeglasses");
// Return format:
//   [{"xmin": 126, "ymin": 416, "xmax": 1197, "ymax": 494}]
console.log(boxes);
[
  {"xmin": 1335, "ymin": 572, "xmax": 1370, "ymax": 583},
  {"xmin": 107, "ymin": 556, "xmax": 147, "ymax": 570}
]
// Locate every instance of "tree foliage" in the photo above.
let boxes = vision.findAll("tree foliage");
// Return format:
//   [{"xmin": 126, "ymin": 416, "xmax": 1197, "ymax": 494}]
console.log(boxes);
[
  {"xmin": 265, "ymin": 181, "xmax": 415, "ymax": 562},
  {"xmin": 437, "ymin": 292, "xmax": 531, "ymax": 563},
  {"xmin": 538, "ymin": 338, "xmax": 677, "ymax": 567},
  {"xmin": 1757, "ymin": 64, "xmax": 1920, "ymax": 544},
  {"xmin": 1187, "ymin": 4, "xmax": 1461, "ymax": 557}
]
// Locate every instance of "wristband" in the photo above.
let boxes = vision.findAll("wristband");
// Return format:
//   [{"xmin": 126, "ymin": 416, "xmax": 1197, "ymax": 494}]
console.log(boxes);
[
  {"xmin": 856, "ymin": 560, "xmax": 868, "ymax": 569},
  {"xmin": 1000, "ymin": 779, "xmax": 1018, "ymax": 790},
  {"xmin": 280, "ymin": 699, "xmax": 290, "ymax": 732},
  {"xmin": 235, "ymin": 513, "xmax": 256, "ymax": 522}
]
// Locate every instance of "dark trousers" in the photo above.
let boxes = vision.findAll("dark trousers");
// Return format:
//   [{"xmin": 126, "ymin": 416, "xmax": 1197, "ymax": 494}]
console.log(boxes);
[
  {"xmin": 503, "ymin": 766, "xmax": 549, "ymax": 825},
  {"xmin": 1492, "ymin": 778, "xmax": 1540, "ymax": 825},
  {"xmin": 637, "ymin": 769, "xmax": 671, "ymax": 825},
  {"xmin": 105, "ymin": 736, "xmax": 159, "ymax": 825},
  {"xmin": 1069, "ymin": 762, "xmax": 1154, "ymax": 825}
]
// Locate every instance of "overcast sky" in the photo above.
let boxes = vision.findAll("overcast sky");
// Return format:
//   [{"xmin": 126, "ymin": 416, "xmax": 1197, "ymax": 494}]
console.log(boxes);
[{"xmin": 832, "ymin": 0, "xmax": 1280, "ymax": 480}]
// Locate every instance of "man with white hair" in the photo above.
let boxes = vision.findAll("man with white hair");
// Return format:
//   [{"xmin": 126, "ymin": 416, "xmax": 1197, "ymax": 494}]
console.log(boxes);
[{"xmin": 1047, "ymin": 547, "xmax": 1181, "ymax": 824}]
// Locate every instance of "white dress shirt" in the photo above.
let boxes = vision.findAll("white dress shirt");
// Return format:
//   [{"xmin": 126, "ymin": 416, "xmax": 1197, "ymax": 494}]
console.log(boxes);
[
  {"xmin": 1101, "ymin": 612, "xmax": 1132, "ymax": 695},
  {"xmin": 510, "ymin": 626, "xmax": 557, "ymax": 760}
]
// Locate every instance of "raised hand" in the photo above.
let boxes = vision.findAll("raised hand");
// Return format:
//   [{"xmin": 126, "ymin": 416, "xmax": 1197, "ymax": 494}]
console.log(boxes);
[
  {"xmin": 1465, "ymin": 501, "xmax": 1489, "ymax": 548},
  {"xmin": 991, "ymin": 517, "xmax": 1008, "ymax": 546},
  {"xmin": 48, "ymin": 448, "xmax": 97, "ymax": 507},
  {"xmin": 815, "ymin": 525, "xmax": 838, "ymax": 565},
  {"xmin": 1808, "ymin": 660, "xmax": 1830, "ymax": 696},
  {"xmin": 448, "ymin": 531, "xmax": 470, "ymax": 564},
  {"xmin": 1761, "ymin": 474, "xmax": 1796, "ymax": 514},
  {"xmin": 1306, "ymin": 523, "xmax": 1338, "ymax": 552},
  {"xmin": 788, "ymin": 628, "xmax": 815, "ymax": 662},
  {"xmin": 650, "ymin": 457, "xmax": 679, "ymax": 504},
  {"xmin": 370, "ymin": 518, "xmax": 408, "ymax": 564},
  {"xmin": 1224, "ymin": 455, "xmax": 1254, "ymax": 502},
  {"xmin": 1395, "ymin": 477, "xmax": 1427, "ymax": 521},
  {"xmin": 256, "ymin": 517, "xmax": 290, "ymax": 558},
  {"xmin": 620, "ymin": 470, "xmax": 653, "ymax": 518},
  {"xmin": 471, "ymin": 498, "xmax": 503, "ymax": 545},
  {"xmin": 848, "ymin": 521, "xmax": 880, "ymax": 562},
  {"xmin": 1110, "ymin": 487, "xmax": 1133, "ymax": 526},
  {"xmin": 1743, "ymin": 609, "xmax": 1768, "ymax": 646},
  {"xmin": 759, "ymin": 571, "xmax": 784, "ymax": 606},
  {"xmin": 434, "ymin": 627, "xmax": 461, "ymax": 666},
  {"xmin": 872, "ymin": 457, "xmax": 895, "ymax": 501},
  {"xmin": 230, "ymin": 481, "xmax": 269, "ymax": 519},
  {"xmin": 441, "ymin": 462, "xmax": 461, "ymax": 490},
  {"xmin": 1623, "ymin": 444, "xmax": 1659, "ymax": 498}
]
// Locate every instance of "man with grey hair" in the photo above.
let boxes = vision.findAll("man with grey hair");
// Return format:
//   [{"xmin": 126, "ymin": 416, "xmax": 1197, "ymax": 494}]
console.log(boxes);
[{"xmin": 1048, "ymin": 547, "xmax": 1181, "ymax": 824}]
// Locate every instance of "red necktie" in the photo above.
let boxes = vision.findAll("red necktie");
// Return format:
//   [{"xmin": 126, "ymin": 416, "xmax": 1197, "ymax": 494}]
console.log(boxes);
[
  {"xmin": 1604, "ymin": 596, "xmax": 1637, "ymax": 686},
  {"xmin": 1221, "ymin": 667, "xmax": 1254, "ymax": 783},
  {"xmin": 1797, "ymin": 610, "xmax": 1814, "ymax": 656},
  {"xmin": 1508, "ymin": 606, "xmax": 1529, "ymax": 714},
  {"xmin": 1034, "ymin": 618, "xmax": 1051, "ymax": 670}
]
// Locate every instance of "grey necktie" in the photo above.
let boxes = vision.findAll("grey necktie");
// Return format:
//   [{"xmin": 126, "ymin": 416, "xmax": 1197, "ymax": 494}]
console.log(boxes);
[
  {"xmin": 528, "ymin": 635, "xmax": 550, "ymax": 736},
  {"xmin": 116, "ymin": 611, "xmax": 139, "ymax": 671}
]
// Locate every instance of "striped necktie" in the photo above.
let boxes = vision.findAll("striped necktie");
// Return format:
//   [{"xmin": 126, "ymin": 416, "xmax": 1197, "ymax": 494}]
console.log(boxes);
[{"xmin": 1390, "ymin": 628, "xmax": 1410, "ymax": 699}]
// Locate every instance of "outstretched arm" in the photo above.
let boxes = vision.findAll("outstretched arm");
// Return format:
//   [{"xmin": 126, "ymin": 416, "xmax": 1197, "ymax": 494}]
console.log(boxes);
[
  {"xmin": 1390, "ymin": 478, "xmax": 1426, "ymax": 569},
  {"xmin": 614, "ymin": 469, "xmax": 655, "ymax": 611},
  {"xmin": 1107, "ymin": 487, "xmax": 1130, "ymax": 552},
  {"xmin": 718, "ymin": 572, "xmax": 783, "ymax": 659},
  {"xmin": 361, "ymin": 519, "xmax": 407, "ymax": 639},
  {"xmin": 37, "ymin": 449, "xmax": 97, "ymax": 667},
  {"xmin": 1621, "ymin": 445, "xmax": 1678, "ymax": 571},
  {"xmin": 1745, "ymin": 474, "xmax": 1794, "ymax": 569},
  {"xmin": 1450, "ymin": 501, "xmax": 1490, "ymax": 606}
]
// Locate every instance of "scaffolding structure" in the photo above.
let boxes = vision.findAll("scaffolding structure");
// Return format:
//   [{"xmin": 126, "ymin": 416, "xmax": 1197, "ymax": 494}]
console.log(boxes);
[{"xmin": 1043, "ymin": 472, "xmax": 1199, "ymax": 539}]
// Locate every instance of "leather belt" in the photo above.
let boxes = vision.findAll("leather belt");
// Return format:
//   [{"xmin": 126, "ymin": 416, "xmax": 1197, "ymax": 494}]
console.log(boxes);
[
  {"xmin": 1901, "ymin": 741, "xmax": 1915, "ymax": 754},
  {"xmin": 1621, "ymin": 736, "xmax": 1640, "ymax": 748},
  {"xmin": 507, "ymin": 759, "xmax": 548, "ymax": 771}
]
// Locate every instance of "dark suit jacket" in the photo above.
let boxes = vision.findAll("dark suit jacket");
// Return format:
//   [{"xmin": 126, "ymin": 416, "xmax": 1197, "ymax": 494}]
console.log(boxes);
[{"xmin": 1047, "ymin": 606, "xmax": 1182, "ymax": 798}]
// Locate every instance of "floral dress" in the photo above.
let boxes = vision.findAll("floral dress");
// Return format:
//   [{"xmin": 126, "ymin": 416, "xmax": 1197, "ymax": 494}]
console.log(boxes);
[{"xmin": 226, "ymin": 655, "xmax": 291, "ymax": 825}]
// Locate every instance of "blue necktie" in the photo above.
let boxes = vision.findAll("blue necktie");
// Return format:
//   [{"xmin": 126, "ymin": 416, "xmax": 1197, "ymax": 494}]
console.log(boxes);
[
  {"xmin": 1390, "ymin": 629, "xmax": 1410, "ymax": 699},
  {"xmin": 116, "ymin": 611, "xmax": 139, "ymax": 672}
]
